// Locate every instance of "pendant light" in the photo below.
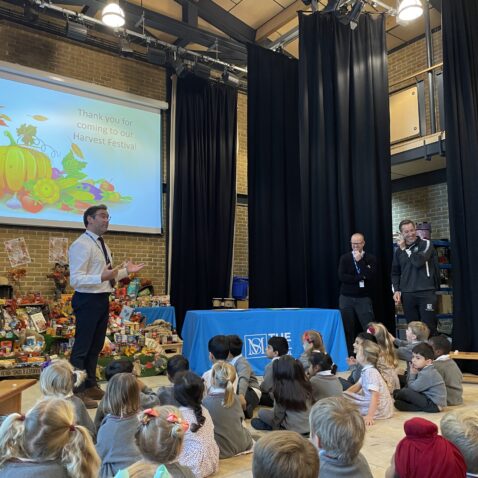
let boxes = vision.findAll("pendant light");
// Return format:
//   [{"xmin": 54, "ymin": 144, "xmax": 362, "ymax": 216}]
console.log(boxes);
[
  {"xmin": 397, "ymin": 0, "xmax": 423, "ymax": 22},
  {"xmin": 102, "ymin": 1, "xmax": 125, "ymax": 28}
]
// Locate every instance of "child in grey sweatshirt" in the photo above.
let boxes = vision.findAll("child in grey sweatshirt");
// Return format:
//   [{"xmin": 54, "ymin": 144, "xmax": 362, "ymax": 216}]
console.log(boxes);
[
  {"xmin": 393, "ymin": 343, "xmax": 446, "ymax": 413},
  {"xmin": 429, "ymin": 335, "xmax": 463, "ymax": 405}
]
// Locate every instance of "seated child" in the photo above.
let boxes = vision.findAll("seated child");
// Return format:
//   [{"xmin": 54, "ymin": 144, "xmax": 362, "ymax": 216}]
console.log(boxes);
[
  {"xmin": 367, "ymin": 322, "xmax": 400, "ymax": 394},
  {"xmin": 203, "ymin": 361, "xmax": 253, "ymax": 458},
  {"xmin": 441, "ymin": 408, "xmax": 478, "ymax": 477},
  {"xmin": 391, "ymin": 321, "xmax": 429, "ymax": 362},
  {"xmin": 308, "ymin": 352, "xmax": 342, "ymax": 401},
  {"xmin": 96, "ymin": 373, "xmax": 142, "ymax": 478},
  {"xmin": 174, "ymin": 371, "xmax": 219, "ymax": 477},
  {"xmin": 40, "ymin": 359, "xmax": 96, "ymax": 438},
  {"xmin": 114, "ymin": 406, "xmax": 194, "ymax": 478},
  {"xmin": 95, "ymin": 359, "xmax": 160, "ymax": 430},
  {"xmin": 429, "ymin": 335, "xmax": 463, "ymax": 405},
  {"xmin": 393, "ymin": 343, "xmax": 447, "ymax": 413},
  {"xmin": 252, "ymin": 355, "xmax": 312, "ymax": 436},
  {"xmin": 259, "ymin": 336, "xmax": 289, "ymax": 406},
  {"xmin": 227, "ymin": 334, "xmax": 261, "ymax": 418},
  {"xmin": 343, "ymin": 340, "xmax": 394, "ymax": 425},
  {"xmin": 385, "ymin": 417, "xmax": 466, "ymax": 478},
  {"xmin": 202, "ymin": 335, "xmax": 237, "ymax": 395},
  {"xmin": 299, "ymin": 330, "xmax": 326, "ymax": 370},
  {"xmin": 309, "ymin": 397, "xmax": 373, "ymax": 477},
  {"xmin": 339, "ymin": 332, "xmax": 377, "ymax": 391},
  {"xmin": 157, "ymin": 355, "xmax": 190, "ymax": 406},
  {"xmin": 0, "ymin": 397, "xmax": 100, "ymax": 478},
  {"xmin": 252, "ymin": 431, "xmax": 319, "ymax": 478}
]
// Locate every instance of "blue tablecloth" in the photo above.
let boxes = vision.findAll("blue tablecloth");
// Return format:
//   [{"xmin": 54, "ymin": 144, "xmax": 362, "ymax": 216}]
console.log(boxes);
[
  {"xmin": 182, "ymin": 308, "xmax": 347, "ymax": 376},
  {"xmin": 134, "ymin": 306, "xmax": 176, "ymax": 328}
]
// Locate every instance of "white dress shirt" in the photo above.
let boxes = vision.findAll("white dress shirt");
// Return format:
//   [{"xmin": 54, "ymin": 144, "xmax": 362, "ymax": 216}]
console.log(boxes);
[{"xmin": 69, "ymin": 231, "xmax": 127, "ymax": 293}]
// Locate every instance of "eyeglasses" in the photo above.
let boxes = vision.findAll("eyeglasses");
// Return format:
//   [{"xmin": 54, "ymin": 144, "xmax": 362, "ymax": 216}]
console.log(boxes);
[
  {"xmin": 351, "ymin": 242, "xmax": 364, "ymax": 245},
  {"xmin": 94, "ymin": 213, "xmax": 111, "ymax": 220}
]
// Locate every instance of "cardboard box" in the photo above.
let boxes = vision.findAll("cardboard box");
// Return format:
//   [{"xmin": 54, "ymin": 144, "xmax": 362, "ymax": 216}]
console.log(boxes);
[
  {"xmin": 437, "ymin": 294, "xmax": 453, "ymax": 314},
  {"xmin": 236, "ymin": 299, "xmax": 249, "ymax": 309}
]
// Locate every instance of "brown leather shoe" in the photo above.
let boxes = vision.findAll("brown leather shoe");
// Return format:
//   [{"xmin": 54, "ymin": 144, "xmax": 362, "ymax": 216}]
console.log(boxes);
[
  {"xmin": 84, "ymin": 385, "xmax": 105, "ymax": 400},
  {"xmin": 75, "ymin": 392, "xmax": 98, "ymax": 409}
]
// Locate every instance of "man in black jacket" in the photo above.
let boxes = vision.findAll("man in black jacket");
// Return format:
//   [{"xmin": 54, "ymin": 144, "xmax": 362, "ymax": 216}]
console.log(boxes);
[
  {"xmin": 338, "ymin": 233, "xmax": 377, "ymax": 355},
  {"xmin": 392, "ymin": 219, "xmax": 440, "ymax": 336}
]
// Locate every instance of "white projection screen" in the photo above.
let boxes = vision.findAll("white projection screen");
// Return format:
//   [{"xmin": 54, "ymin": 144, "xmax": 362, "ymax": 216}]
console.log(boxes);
[{"xmin": 0, "ymin": 61, "xmax": 167, "ymax": 234}]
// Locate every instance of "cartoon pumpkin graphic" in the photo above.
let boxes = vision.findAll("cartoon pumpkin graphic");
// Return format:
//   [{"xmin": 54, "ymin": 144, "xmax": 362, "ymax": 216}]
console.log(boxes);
[{"xmin": 0, "ymin": 131, "xmax": 52, "ymax": 192}]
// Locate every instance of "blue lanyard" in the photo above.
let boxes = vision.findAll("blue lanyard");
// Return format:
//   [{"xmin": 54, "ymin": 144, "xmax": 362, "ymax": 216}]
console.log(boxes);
[{"xmin": 352, "ymin": 252, "xmax": 361, "ymax": 275}]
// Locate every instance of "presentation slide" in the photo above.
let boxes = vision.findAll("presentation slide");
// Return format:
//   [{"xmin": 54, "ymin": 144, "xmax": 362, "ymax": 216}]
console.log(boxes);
[{"xmin": 0, "ymin": 65, "xmax": 164, "ymax": 233}]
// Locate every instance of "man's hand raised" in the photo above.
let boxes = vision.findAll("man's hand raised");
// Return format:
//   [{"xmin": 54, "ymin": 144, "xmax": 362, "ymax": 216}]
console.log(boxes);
[{"xmin": 125, "ymin": 260, "xmax": 145, "ymax": 274}]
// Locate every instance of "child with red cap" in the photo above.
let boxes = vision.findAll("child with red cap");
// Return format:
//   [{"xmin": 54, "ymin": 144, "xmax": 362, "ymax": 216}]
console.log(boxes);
[{"xmin": 385, "ymin": 417, "xmax": 467, "ymax": 478}]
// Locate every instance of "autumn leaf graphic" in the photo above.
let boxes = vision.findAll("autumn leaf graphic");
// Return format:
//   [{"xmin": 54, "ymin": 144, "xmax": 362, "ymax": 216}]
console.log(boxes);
[{"xmin": 17, "ymin": 124, "xmax": 37, "ymax": 145}]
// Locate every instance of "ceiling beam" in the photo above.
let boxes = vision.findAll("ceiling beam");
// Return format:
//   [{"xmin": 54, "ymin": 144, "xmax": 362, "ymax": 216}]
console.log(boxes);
[
  {"xmin": 175, "ymin": 0, "xmax": 198, "ymax": 48},
  {"xmin": 429, "ymin": 0, "xmax": 442, "ymax": 13},
  {"xmin": 255, "ymin": 0, "xmax": 305, "ymax": 43},
  {"xmin": 177, "ymin": 0, "xmax": 255, "ymax": 44}
]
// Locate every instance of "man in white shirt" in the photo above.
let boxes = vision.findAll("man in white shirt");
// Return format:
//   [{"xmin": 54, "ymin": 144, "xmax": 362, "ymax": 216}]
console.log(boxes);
[{"xmin": 69, "ymin": 204, "xmax": 144, "ymax": 407}]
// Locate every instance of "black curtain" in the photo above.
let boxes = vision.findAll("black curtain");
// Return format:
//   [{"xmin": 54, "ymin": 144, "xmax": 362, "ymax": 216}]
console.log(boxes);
[
  {"xmin": 247, "ymin": 44, "xmax": 307, "ymax": 307},
  {"xmin": 298, "ymin": 13, "xmax": 394, "ymax": 330},
  {"xmin": 442, "ymin": 0, "xmax": 478, "ymax": 372},
  {"xmin": 170, "ymin": 75, "xmax": 237, "ymax": 334}
]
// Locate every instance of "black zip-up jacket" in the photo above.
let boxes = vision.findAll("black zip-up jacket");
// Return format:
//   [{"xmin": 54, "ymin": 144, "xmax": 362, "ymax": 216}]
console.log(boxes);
[
  {"xmin": 338, "ymin": 251, "xmax": 377, "ymax": 298},
  {"xmin": 391, "ymin": 236, "xmax": 440, "ymax": 293}
]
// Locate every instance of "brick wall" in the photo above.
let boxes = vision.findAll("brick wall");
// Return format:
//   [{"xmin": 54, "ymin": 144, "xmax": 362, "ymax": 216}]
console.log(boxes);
[
  {"xmin": 233, "ymin": 92, "xmax": 249, "ymax": 277},
  {"xmin": 0, "ymin": 21, "xmax": 168, "ymax": 297},
  {"xmin": 392, "ymin": 183, "xmax": 450, "ymax": 240},
  {"xmin": 389, "ymin": 29, "xmax": 449, "ymax": 240},
  {"xmin": 388, "ymin": 29, "xmax": 443, "ymax": 135}
]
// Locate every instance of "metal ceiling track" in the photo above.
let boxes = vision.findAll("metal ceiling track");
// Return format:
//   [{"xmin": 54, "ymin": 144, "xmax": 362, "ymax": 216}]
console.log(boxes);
[{"xmin": 0, "ymin": 0, "xmax": 248, "ymax": 75}]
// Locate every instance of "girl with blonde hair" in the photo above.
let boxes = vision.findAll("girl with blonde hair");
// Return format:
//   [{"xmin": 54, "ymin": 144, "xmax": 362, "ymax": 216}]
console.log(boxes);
[
  {"xmin": 343, "ymin": 340, "xmax": 394, "ymax": 426},
  {"xmin": 367, "ymin": 322, "xmax": 400, "ymax": 394},
  {"xmin": 203, "ymin": 361, "xmax": 253, "ymax": 458},
  {"xmin": 115, "ymin": 406, "xmax": 194, "ymax": 478},
  {"xmin": 299, "ymin": 330, "xmax": 326, "ymax": 369},
  {"xmin": 39, "ymin": 359, "xmax": 95, "ymax": 437},
  {"xmin": 96, "ymin": 373, "xmax": 142, "ymax": 478},
  {"xmin": 0, "ymin": 397, "xmax": 99, "ymax": 478}
]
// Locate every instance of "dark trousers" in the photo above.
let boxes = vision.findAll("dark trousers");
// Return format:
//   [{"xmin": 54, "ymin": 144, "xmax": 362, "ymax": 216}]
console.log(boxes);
[
  {"xmin": 70, "ymin": 292, "xmax": 110, "ymax": 389},
  {"xmin": 401, "ymin": 290, "xmax": 437, "ymax": 336},
  {"xmin": 339, "ymin": 295, "xmax": 375, "ymax": 355},
  {"xmin": 244, "ymin": 387, "xmax": 260, "ymax": 419},
  {"xmin": 393, "ymin": 387, "xmax": 440, "ymax": 413}
]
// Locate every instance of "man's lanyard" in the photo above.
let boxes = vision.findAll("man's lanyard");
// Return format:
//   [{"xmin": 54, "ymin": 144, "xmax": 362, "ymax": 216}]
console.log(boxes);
[
  {"xmin": 352, "ymin": 252, "xmax": 362, "ymax": 275},
  {"xmin": 85, "ymin": 232, "xmax": 110, "ymax": 265}
]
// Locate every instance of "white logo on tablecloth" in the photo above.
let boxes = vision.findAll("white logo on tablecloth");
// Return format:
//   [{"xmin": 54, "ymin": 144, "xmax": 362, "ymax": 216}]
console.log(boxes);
[
  {"xmin": 244, "ymin": 332, "xmax": 292, "ymax": 360},
  {"xmin": 245, "ymin": 334, "xmax": 267, "ymax": 358}
]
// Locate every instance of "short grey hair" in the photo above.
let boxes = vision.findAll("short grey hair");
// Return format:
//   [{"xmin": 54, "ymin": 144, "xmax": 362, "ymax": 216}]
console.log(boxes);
[
  {"xmin": 441, "ymin": 408, "xmax": 478, "ymax": 473},
  {"xmin": 309, "ymin": 396, "xmax": 365, "ymax": 463}
]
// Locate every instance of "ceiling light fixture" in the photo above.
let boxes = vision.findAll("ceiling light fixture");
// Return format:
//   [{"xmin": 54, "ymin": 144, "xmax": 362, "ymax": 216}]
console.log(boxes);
[
  {"xmin": 102, "ymin": 2, "xmax": 125, "ymax": 28},
  {"xmin": 397, "ymin": 0, "xmax": 423, "ymax": 22}
]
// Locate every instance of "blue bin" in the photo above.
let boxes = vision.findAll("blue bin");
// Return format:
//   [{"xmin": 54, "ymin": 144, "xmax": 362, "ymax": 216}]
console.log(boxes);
[{"xmin": 232, "ymin": 276, "xmax": 248, "ymax": 300}]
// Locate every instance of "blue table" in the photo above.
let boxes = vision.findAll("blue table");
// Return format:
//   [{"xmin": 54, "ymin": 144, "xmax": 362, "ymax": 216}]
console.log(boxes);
[
  {"xmin": 134, "ymin": 306, "xmax": 176, "ymax": 328},
  {"xmin": 182, "ymin": 308, "xmax": 347, "ymax": 376}
]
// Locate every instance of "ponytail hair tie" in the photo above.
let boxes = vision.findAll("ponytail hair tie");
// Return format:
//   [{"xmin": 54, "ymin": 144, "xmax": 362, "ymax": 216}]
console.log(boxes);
[
  {"xmin": 167, "ymin": 413, "xmax": 189, "ymax": 432},
  {"xmin": 367, "ymin": 326, "xmax": 376, "ymax": 335},
  {"xmin": 141, "ymin": 408, "xmax": 159, "ymax": 426},
  {"xmin": 69, "ymin": 424, "xmax": 76, "ymax": 432}
]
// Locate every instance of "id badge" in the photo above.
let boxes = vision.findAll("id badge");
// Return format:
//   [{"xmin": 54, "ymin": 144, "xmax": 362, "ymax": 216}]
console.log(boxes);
[{"xmin": 359, "ymin": 280, "xmax": 365, "ymax": 288}]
